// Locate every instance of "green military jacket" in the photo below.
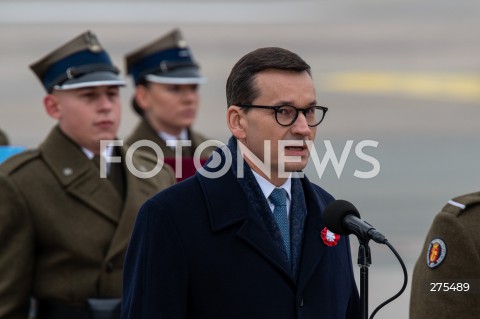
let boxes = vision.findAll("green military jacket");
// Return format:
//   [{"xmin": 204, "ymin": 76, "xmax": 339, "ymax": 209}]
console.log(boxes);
[
  {"xmin": 125, "ymin": 119, "xmax": 214, "ymax": 159},
  {"xmin": 0, "ymin": 126, "xmax": 175, "ymax": 319},
  {"xmin": 410, "ymin": 192, "xmax": 480, "ymax": 318}
]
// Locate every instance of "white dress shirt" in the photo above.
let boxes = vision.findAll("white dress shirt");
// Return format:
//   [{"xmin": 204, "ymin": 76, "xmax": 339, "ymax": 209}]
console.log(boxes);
[
  {"xmin": 159, "ymin": 128, "xmax": 189, "ymax": 149},
  {"xmin": 82, "ymin": 145, "xmax": 114, "ymax": 176},
  {"xmin": 252, "ymin": 170, "xmax": 292, "ymax": 218}
]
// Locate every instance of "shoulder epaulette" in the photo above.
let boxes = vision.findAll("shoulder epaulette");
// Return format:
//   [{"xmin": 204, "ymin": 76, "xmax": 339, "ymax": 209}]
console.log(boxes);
[
  {"xmin": 0, "ymin": 150, "xmax": 40, "ymax": 175},
  {"xmin": 442, "ymin": 192, "xmax": 480, "ymax": 216}
]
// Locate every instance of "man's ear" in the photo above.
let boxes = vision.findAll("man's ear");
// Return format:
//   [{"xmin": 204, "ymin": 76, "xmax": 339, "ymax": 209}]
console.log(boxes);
[
  {"xmin": 135, "ymin": 85, "xmax": 150, "ymax": 111},
  {"xmin": 227, "ymin": 106, "xmax": 246, "ymax": 139},
  {"xmin": 44, "ymin": 94, "xmax": 61, "ymax": 120}
]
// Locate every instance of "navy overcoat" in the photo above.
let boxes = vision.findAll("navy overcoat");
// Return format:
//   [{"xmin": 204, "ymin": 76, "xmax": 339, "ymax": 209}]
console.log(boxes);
[{"xmin": 122, "ymin": 145, "xmax": 360, "ymax": 319}]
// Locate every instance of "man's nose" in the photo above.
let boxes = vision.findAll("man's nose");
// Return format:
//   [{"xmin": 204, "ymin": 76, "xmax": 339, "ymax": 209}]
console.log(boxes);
[
  {"xmin": 97, "ymin": 94, "xmax": 114, "ymax": 111},
  {"xmin": 290, "ymin": 112, "xmax": 312, "ymax": 136}
]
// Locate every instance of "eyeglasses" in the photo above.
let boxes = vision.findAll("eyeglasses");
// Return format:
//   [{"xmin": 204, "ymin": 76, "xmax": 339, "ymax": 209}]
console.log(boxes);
[{"xmin": 237, "ymin": 104, "xmax": 328, "ymax": 127}]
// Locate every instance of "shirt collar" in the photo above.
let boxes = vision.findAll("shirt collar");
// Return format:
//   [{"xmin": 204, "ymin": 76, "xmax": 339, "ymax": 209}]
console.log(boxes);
[
  {"xmin": 81, "ymin": 144, "xmax": 114, "ymax": 160},
  {"xmin": 251, "ymin": 170, "xmax": 292, "ymax": 202},
  {"xmin": 158, "ymin": 128, "xmax": 189, "ymax": 142}
]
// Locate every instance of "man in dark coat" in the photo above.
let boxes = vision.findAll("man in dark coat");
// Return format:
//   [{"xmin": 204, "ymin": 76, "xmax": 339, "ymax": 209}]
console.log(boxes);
[
  {"xmin": 0, "ymin": 30, "xmax": 175, "ymax": 319},
  {"xmin": 121, "ymin": 47, "xmax": 360, "ymax": 319}
]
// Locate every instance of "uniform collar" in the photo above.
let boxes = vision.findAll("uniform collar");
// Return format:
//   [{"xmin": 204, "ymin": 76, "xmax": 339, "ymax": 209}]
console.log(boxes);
[
  {"xmin": 81, "ymin": 144, "xmax": 114, "ymax": 160},
  {"xmin": 158, "ymin": 128, "xmax": 188, "ymax": 142}
]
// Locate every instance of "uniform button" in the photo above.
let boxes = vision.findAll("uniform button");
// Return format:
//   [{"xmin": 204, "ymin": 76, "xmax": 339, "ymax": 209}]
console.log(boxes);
[
  {"xmin": 106, "ymin": 262, "xmax": 114, "ymax": 273},
  {"xmin": 63, "ymin": 167, "xmax": 73, "ymax": 176}
]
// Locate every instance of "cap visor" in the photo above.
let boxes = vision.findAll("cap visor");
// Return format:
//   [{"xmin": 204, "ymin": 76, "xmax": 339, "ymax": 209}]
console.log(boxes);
[
  {"xmin": 54, "ymin": 71, "xmax": 126, "ymax": 90},
  {"xmin": 145, "ymin": 67, "xmax": 207, "ymax": 85}
]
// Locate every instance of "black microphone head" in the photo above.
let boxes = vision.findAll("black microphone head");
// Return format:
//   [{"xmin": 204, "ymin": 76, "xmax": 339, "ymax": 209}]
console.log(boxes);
[{"xmin": 323, "ymin": 199, "xmax": 361, "ymax": 235}]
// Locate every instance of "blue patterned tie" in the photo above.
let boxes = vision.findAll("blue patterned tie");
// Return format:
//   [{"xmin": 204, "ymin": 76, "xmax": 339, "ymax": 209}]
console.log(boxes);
[{"xmin": 269, "ymin": 188, "xmax": 291, "ymax": 264}]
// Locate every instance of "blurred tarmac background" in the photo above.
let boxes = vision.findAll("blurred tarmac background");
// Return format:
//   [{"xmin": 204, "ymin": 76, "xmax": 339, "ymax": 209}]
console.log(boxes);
[{"xmin": 1, "ymin": 1, "xmax": 480, "ymax": 318}]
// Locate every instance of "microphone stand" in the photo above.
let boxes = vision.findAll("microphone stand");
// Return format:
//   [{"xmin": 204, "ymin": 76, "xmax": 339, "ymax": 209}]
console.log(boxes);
[{"xmin": 357, "ymin": 237, "xmax": 371, "ymax": 319}]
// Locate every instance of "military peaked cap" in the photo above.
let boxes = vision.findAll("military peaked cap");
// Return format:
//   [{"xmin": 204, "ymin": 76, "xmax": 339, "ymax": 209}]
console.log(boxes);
[
  {"xmin": 125, "ymin": 28, "xmax": 206, "ymax": 85},
  {"xmin": 30, "ymin": 30, "xmax": 125, "ymax": 92}
]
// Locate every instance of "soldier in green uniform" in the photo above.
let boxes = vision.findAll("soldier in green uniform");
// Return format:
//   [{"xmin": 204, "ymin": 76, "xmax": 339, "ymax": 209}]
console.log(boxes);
[
  {"xmin": 0, "ymin": 128, "xmax": 9, "ymax": 145},
  {"xmin": 410, "ymin": 193, "xmax": 480, "ymax": 318},
  {"xmin": 124, "ymin": 29, "xmax": 213, "ymax": 181},
  {"xmin": 0, "ymin": 30, "xmax": 175, "ymax": 319}
]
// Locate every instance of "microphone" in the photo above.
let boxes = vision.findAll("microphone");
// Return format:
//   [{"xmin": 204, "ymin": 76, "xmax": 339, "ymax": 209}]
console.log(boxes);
[
  {"xmin": 324, "ymin": 200, "xmax": 408, "ymax": 319},
  {"xmin": 323, "ymin": 199, "xmax": 387, "ymax": 244}
]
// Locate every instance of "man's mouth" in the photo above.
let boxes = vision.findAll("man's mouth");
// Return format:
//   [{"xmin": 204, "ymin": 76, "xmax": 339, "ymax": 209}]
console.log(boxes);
[{"xmin": 285, "ymin": 146, "xmax": 305, "ymax": 151}]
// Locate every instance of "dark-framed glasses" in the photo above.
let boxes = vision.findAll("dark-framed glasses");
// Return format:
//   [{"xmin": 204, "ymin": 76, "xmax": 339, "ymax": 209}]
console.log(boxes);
[{"xmin": 237, "ymin": 104, "xmax": 328, "ymax": 127}]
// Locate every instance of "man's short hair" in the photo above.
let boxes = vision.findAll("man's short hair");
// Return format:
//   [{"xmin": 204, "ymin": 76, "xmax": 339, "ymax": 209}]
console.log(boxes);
[{"xmin": 226, "ymin": 47, "xmax": 311, "ymax": 108}]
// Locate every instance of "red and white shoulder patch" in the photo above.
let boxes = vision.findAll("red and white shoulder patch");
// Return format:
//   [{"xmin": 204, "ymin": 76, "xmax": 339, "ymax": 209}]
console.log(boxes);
[{"xmin": 426, "ymin": 238, "xmax": 447, "ymax": 269}]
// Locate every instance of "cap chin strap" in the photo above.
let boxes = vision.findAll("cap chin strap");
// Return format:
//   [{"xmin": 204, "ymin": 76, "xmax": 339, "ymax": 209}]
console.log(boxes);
[
  {"xmin": 47, "ymin": 64, "xmax": 119, "ymax": 91},
  {"xmin": 136, "ymin": 60, "xmax": 197, "ymax": 82}
]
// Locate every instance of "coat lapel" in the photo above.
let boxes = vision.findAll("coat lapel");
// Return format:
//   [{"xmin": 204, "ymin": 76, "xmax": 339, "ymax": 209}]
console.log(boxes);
[
  {"xmin": 296, "ymin": 177, "xmax": 329, "ymax": 292},
  {"xmin": 104, "ymin": 146, "xmax": 170, "ymax": 261},
  {"xmin": 200, "ymin": 138, "xmax": 333, "ymax": 291},
  {"xmin": 198, "ymin": 171, "xmax": 294, "ymax": 283},
  {"xmin": 104, "ymin": 152, "xmax": 142, "ymax": 262},
  {"xmin": 40, "ymin": 127, "xmax": 122, "ymax": 224},
  {"xmin": 197, "ymin": 143, "xmax": 294, "ymax": 284},
  {"xmin": 236, "ymin": 219, "xmax": 294, "ymax": 282},
  {"xmin": 289, "ymin": 176, "xmax": 308, "ymax": 279}
]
